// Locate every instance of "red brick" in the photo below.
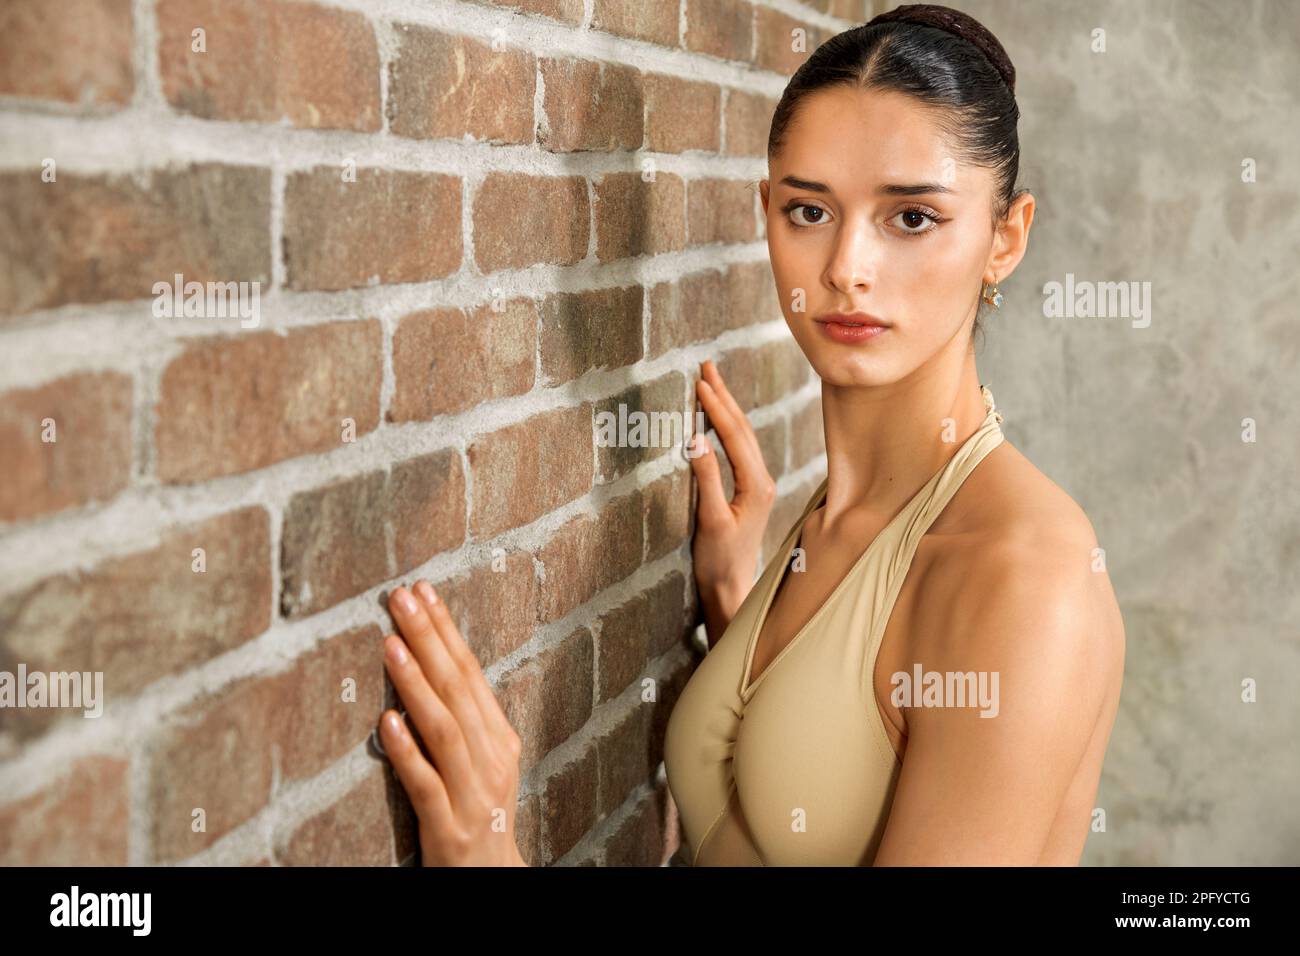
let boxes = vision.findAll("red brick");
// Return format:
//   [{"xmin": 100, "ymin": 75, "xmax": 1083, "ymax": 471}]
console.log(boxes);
[
  {"xmin": 724, "ymin": 90, "xmax": 778, "ymax": 157},
  {"xmin": 467, "ymin": 406, "xmax": 593, "ymax": 538},
  {"xmin": 594, "ymin": 371, "xmax": 688, "ymax": 483},
  {"xmin": 684, "ymin": 0, "xmax": 754, "ymax": 62},
  {"xmin": 790, "ymin": 395, "xmax": 825, "ymax": 467},
  {"xmin": 644, "ymin": 76, "xmax": 720, "ymax": 153},
  {"xmin": 148, "ymin": 669, "xmax": 280, "ymax": 860},
  {"xmin": 472, "ymin": 174, "xmax": 589, "ymax": 273},
  {"xmin": 281, "ymin": 458, "xmax": 465, "ymax": 619},
  {"xmin": 755, "ymin": 416, "xmax": 787, "ymax": 479},
  {"xmin": 388, "ymin": 25, "xmax": 535, "ymax": 143},
  {"xmin": 647, "ymin": 261, "xmax": 777, "ymax": 357},
  {"xmin": 390, "ymin": 448, "xmax": 468, "ymax": 577},
  {"xmin": 155, "ymin": 320, "xmax": 382, "ymax": 483},
  {"xmin": 723, "ymin": 260, "xmax": 782, "ymax": 331},
  {"xmin": 434, "ymin": 551, "xmax": 540, "ymax": 665},
  {"xmin": 147, "ymin": 624, "xmax": 383, "ymax": 860},
  {"xmin": 158, "ymin": 0, "xmax": 380, "ymax": 130},
  {"xmin": 0, "ymin": 507, "xmax": 272, "ymax": 740},
  {"xmin": 649, "ymin": 270, "xmax": 717, "ymax": 357},
  {"xmin": 498, "ymin": 626, "xmax": 593, "ymax": 776},
  {"xmin": 593, "ymin": 172, "xmax": 686, "ymax": 262},
  {"xmin": 686, "ymin": 178, "xmax": 758, "ymax": 245},
  {"xmin": 535, "ymin": 490, "xmax": 644, "ymax": 623},
  {"xmin": 276, "ymin": 769, "xmax": 402, "ymax": 866},
  {"xmin": 755, "ymin": 8, "xmax": 821, "ymax": 75},
  {"xmin": 283, "ymin": 168, "xmax": 461, "ymax": 291},
  {"xmin": 539, "ymin": 59, "xmax": 643, "ymax": 152},
  {"xmin": 515, "ymin": 792, "xmax": 542, "ymax": 866},
  {"xmin": 596, "ymin": 572, "xmax": 688, "ymax": 703},
  {"xmin": 831, "ymin": 0, "xmax": 870, "ymax": 19},
  {"xmin": 390, "ymin": 300, "xmax": 537, "ymax": 422},
  {"xmin": 0, "ymin": 371, "xmax": 132, "ymax": 522},
  {"xmin": 716, "ymin": 338, "xmax": 811, "ymax": 412},
  {"xmin": 762, "ymin": 475, "xmax": 820, "ymax": 565},
  {"xmin": 0, "ymin": 756, "xmax": 129, "ymax": 865},
  {"xmin": 539, "ymin": 286, "xmax": 643, "ymax": 386},
  {"xmin": 540, "ymin": 743, "xmax": 598, "ymax": 861},
  {"xmin": 0, "ymin": 165, "xmax": 270, "ymax": 316},
  {"xmin": 0, "ymin": 0, "xmax": 133, "ymax": 106},
  {"xmin": 276, "ymin": 625, "xmax": 386, "ymax": 783},
  {"xmin": 605, "ymin": 780, "xmax": 674, "ymax": 866},
  {"xmin": 280, "ymin": 471, "xmax": 386, "ymax": 619},
  {"xmin": 592, "ymin": 1, "xmax": 680, "ymax": 47},
  {"xmin": 644, "ymin": 467, "xmax": 693, "ymax": 562},
  {"xmin": 596, "ymin": 702, "xmax": 658, "ymax": 818},
  {"xmin": 470, "ymin": 0, "xmax": 584, "ymax": 25}
]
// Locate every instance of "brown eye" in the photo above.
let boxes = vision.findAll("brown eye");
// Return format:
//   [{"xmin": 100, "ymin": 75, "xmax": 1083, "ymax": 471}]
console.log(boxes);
[
  {"xmin": 890, "ymin": 207, "xmax": 942, "ymax": 235},
  {"xmin": 788, "ymin": 204, "xmax": 829, "ymax": 227}
]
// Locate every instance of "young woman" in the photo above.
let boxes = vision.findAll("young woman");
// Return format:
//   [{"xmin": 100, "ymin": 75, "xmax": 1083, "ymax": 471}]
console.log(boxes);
[{"xmin": 374, "ymin": 4, "xmax": 1126, "ymax": 867}]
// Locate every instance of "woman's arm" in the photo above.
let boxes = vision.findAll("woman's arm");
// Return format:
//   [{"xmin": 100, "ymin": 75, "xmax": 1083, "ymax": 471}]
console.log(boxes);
[
  {"xmin": 688, "ymin": 360, "xmax": 777, "ymax": 649},
  {"xmin": 871, "ymin": 539, "xmax": 1113, "ymax": 865}
]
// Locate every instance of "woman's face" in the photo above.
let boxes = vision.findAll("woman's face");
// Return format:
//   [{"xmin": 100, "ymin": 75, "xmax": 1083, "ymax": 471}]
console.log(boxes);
[{"xmin": 761, "ymin": 85, "xmax": 1002, "ymax": 388}]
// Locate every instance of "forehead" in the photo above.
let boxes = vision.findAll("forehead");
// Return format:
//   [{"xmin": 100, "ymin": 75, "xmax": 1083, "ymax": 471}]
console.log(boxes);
[{"xmin": 773, "ymin": 85, "xmax": 973, "ymax": 191}]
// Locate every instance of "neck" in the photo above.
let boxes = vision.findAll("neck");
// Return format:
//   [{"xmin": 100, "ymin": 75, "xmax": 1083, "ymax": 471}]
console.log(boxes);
[{"xmin": 819, "ymin": 346, "xmax": 986, "ymax": 532}]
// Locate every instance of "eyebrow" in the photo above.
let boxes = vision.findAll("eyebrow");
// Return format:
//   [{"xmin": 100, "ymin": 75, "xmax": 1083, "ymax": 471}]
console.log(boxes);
[{"xmin": 778, "ymin": 175, "xmax": 955, "ymax": 196}]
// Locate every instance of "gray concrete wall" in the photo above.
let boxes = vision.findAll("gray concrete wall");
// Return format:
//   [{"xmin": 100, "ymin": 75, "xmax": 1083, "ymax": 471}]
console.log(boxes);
[{"xmin": 912, "ymin": 0, "xmax": 1300, "ymax": 863}]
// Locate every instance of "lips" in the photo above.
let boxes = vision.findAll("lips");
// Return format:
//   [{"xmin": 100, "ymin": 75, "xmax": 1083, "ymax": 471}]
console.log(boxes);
[
  {"xmin": 814, "ymin": 312, "xmax": 891, "ymax": 344},
  {"xmin": 814, "ymin": 312, "xmax": 890, "ymax": 328}
]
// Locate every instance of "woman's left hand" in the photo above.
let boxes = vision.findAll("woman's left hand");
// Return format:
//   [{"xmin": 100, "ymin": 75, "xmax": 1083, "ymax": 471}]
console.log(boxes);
[{"xmin": 379, "ymin": 580, "xmax": 528, "ymax": 866}]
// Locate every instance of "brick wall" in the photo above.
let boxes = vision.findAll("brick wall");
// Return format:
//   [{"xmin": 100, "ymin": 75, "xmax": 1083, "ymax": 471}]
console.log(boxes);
[{"xmin": 0, "ymin": 0, "xmax": 878, "ymax": 866}]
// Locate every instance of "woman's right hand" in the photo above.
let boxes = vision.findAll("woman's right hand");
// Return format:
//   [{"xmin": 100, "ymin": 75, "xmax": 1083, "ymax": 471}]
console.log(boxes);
[{"xmin": 688, "ymin": 360, "xmax": 777, "ymax": 646}]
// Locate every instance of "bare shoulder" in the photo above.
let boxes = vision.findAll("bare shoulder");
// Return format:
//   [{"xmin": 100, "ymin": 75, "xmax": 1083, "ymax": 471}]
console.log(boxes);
[{"xmin": 916, "ymin": 438, "xmax": 1127, "ymax": 704}]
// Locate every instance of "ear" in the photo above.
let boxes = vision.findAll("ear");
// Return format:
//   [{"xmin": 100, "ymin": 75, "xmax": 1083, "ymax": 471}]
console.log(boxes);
[
  {"xmin": 759, "ymin": 179, "xmax": 770, "ymax": 216},
  {"xmin": 986, "ymin": 192, "xmax": 1035, "ymax": 286}
]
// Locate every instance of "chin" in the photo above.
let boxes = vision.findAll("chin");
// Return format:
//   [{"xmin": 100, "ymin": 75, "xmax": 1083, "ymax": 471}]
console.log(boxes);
[
  {"xmin": 813, "ymin": 359, "xmax": 902, "ymax": 388},
  {"xmin": 791, "ymin": 328, "xmax": 906, "ymax": 388}
]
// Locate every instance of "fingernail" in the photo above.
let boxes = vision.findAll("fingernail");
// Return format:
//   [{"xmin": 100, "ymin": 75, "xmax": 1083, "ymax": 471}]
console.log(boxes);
[
  {"xmin": 385, "ymin": 636, "xmax": 409, "ymax": 666},
  {"xmin": 415, "ymin": 580, "xmax": 438, "ymax": 605},
  {"xmin": 394, "ymin": 588, "xmax": 418, "ymax": 615},
  {"xmin": 386, "ymin": 711, "xmax": 404, "ymax": 735}
]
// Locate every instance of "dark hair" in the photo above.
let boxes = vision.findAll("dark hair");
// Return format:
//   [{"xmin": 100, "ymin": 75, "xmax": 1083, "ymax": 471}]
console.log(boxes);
[{"xmin": 767, "ymin": 4, "xmax": 1025, "ymax": 346}]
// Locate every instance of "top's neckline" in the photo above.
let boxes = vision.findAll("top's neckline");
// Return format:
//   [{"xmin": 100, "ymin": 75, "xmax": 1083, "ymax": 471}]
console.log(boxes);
[{"xmin": 738, "ymin": 385, "xmax": 1004, "ymax": 701}]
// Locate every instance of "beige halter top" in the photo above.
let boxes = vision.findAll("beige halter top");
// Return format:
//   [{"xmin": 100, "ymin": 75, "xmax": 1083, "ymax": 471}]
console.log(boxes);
[{"xmin": 664, "ymin": 385, "xmax": 1006, "ymax": 866}]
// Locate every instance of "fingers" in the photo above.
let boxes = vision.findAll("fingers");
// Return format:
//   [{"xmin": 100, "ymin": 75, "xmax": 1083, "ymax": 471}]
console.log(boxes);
[
  {"xmin": 688, "ymin": 431, "xmax": 731, "ymax": 526},
  {"xmin": 696, "ymin": 363, "xmax": 774, "ymax": 502},
  {"xmin": 381, "ymin": 631, "xmax": 478, "ymax": 809},
  {"xmin": 409, "ymin": 582, "xmax": 521, "ymax": 756},
  {"xmin": 379, "ymin": 706, "xmax": 452, "ymax": 823},
  {"xmin": 387, "ymin": 587, "xmax": 497, "ymax": 786},
  {"xmin": 701, "ymin": 360, "xmax": 755, "ymax": 442}
]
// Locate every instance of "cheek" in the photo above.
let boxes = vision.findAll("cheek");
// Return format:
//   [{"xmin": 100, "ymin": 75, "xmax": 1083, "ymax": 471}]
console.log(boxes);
[
  {"xmin": 766, "ymin": 229, "xmax": 821, "ymax": 316},
  {"xmin": 891, "ymin": 223, "xmax": 986, "ymax": 299}
]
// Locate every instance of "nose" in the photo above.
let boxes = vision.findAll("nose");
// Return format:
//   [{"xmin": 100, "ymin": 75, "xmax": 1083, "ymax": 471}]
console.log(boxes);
[{"xmin": 823, "ymin": 215, "xmax": 876, "ymax": 296}]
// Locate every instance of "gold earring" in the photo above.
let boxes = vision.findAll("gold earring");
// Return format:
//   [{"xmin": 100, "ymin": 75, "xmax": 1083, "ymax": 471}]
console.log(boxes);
[{"xmin": 982, "ymin": 279, "xmax": 1003, "ymax": 309}]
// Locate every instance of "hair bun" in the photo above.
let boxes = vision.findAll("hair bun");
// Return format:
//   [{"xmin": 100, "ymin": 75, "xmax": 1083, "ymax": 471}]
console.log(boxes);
[{"xmin": 869, "ymin": 3, "xmax": 1016, "ymax": 94}]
